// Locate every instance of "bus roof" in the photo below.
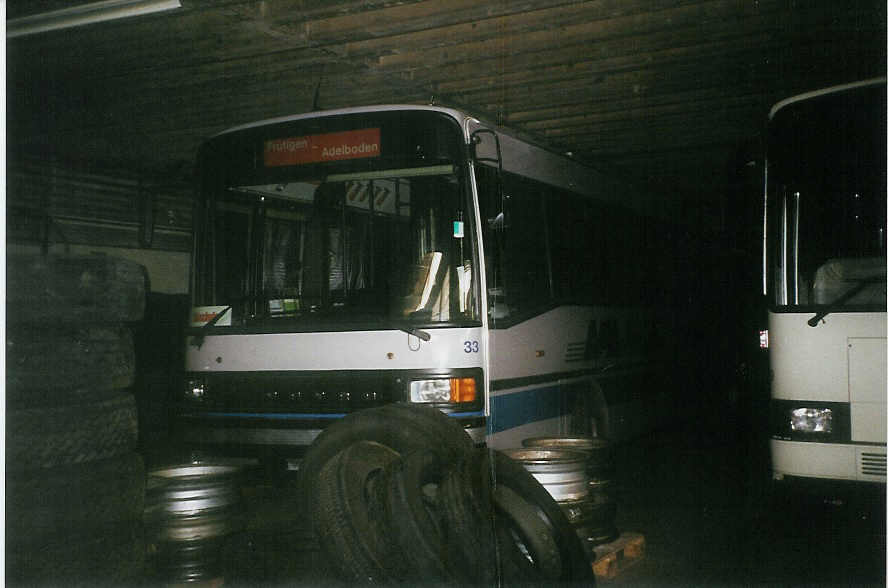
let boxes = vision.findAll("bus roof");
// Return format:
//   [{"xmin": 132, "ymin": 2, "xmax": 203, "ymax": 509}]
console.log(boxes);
[
  {"xmin": 209, "ymin": 103, "xmax": 676, "ymax": 220},
  {"xmin": 769, "ymin": 77, "xmax": 886, "ymax": 120},
  {"xmin": 211, "ymin": 104, "xmax": 475, "ymax": 139}
]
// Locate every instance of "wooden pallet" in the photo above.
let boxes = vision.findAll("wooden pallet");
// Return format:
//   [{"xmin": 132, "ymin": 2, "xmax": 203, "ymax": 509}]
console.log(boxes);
[{"xmin": 590, "ymin": 532, "xmax": 645, "ymax": 580}]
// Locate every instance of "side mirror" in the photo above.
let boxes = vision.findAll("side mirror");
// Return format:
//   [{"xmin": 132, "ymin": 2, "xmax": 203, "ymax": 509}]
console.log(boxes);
[
  {"xmin": 471, "ymin": 128, "xmax": 509, "ymax": 231},
  {"xmin": 470, "ymin": 128, "xmax": 502, "ymax": 169}
]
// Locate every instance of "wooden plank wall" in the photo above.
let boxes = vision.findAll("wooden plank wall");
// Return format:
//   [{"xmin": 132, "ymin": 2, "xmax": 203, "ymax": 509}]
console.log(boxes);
[{"xmin": 7, "ymin": 160, "xmax": 193, "ymax": 253}]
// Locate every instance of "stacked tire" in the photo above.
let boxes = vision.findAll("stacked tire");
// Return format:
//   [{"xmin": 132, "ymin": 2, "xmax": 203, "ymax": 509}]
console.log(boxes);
[
  {"xmin": 6, "ymin": 252, "xmax": 148, "ymax": 585},
  {"xmin": 300, "ymin": 404, "xmax": 595, "ymax": 586}
]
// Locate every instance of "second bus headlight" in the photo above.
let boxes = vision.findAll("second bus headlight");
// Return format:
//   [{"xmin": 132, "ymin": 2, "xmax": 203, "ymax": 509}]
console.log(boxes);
[
  {"xmin": 790, "ymin": 407, "xmax": 833, "ymax": 434},
  {"xmin": 409, "ymin": 377, "xmax": 476, "ymax": 404}
]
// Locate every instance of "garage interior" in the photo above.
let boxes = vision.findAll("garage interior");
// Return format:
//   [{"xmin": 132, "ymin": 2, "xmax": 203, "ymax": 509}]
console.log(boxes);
[{"xmin": 6, "ymin": 1, "xmax": 886, "ymax": 585}]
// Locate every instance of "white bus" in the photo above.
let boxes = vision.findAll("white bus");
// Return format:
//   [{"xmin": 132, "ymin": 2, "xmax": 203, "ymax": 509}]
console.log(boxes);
[
  {"xmin": 179, "ymin": 105, "xmax": 683, "ymax": 466},
  {"xmin": 764, "ymin": 79, "xmax": 887, "ymax": 486}
]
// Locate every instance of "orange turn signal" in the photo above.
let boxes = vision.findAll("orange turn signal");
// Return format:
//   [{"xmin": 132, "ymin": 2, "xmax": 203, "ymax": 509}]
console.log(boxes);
[{"xmin": 449, "ymin": 377, "xmax": 476, "ymax": 403}]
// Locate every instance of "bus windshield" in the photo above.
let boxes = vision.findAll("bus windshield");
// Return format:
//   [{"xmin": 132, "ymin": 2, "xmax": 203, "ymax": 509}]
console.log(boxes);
[
  {"xmin": 767, "ymin": 83, "xmax": 887, "ymax": 309},
  {"xmin": 193, "ymin": 111, "xmax": 478, "ymax": 329}
]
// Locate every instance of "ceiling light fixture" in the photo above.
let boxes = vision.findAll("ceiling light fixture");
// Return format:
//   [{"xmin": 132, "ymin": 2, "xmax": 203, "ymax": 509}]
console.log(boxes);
[{"xmin": 7, "ymin": 0, "xmax": 182, "ymax": 39}]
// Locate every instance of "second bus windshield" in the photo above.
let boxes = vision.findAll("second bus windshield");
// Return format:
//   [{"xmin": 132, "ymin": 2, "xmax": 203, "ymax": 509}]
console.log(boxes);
[{"xmin": 768, "ymin": 83, "xmax": 887, "ymax": 309}]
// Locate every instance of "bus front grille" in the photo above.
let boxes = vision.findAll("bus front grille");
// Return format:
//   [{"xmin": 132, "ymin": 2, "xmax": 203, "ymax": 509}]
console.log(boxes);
[{"xmin": 184, "ymin": 371, "xmax": 399, "ymax": 415}]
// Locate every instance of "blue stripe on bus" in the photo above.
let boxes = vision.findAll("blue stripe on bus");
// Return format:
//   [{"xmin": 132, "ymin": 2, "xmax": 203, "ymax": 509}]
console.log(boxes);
[
  {"xmin": 488, "ymin": 384, "xmax": 563, "ymax": 434},
  {"xmin": 198, "ymin": 412, "xmax": 347, "ymax": 419},
  {"xmin": 193, "ymin": 409, "xmax": 485, "ymax": 420}
]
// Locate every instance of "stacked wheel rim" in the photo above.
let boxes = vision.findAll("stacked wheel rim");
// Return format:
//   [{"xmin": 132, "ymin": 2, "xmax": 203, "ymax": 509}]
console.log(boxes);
[
  {"xmin": 144, "ymin": 463, "xmax": 245, "ymax": 584},
  {"xmin": 499, "ymin": 448, "xmax": 591, "ymax": 502},
  {"xmin": 523, "ymin": 436, "xmax": 619, "ymax": 548}
]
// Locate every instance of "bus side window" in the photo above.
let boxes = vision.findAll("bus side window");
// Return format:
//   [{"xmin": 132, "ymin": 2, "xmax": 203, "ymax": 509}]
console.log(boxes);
[
  {"xmin": 548, "ymin": 191, "xmax": 596, "ymax": 304},
  {"xmin": 501, "ymin": 174, "xmax": 550, "ymax": 315},
  {"xmin": 478, "ymin": 164, "xmax": 553, "ymax": 319},
  {"xmin": 477, "ymin": 164, "xmax": 508, "ymax": 319}
]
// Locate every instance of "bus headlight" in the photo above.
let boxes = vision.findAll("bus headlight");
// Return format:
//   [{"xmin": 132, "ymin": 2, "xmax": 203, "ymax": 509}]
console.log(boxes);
[
  {"xmin": 771, "ymin": 401, "xmax": 848, "ymax": 442},
  {"xmin": 790, "ymin": 407, "xmax": 833, "ymax": 434},
  {"xmin": 409, "ymin": 377, "xmax": 476, "ymax": 404}
]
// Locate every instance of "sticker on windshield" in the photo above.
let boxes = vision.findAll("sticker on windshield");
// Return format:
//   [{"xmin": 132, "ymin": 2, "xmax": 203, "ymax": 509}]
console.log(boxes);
[
  {"xmin": 264, "ymin": 128, "xmax": 381, "ymax": 167},
  {"xmin": 453, "ymin": 220, "xmax": 464, "ymax": 238},
  {"xmin": 190, "ymin": 305, "xmax": 232, "ymax": 327}
]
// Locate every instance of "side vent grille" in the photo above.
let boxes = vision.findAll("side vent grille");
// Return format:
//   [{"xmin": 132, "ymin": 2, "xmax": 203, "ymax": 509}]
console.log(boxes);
[
  {"xmin": 565, "ymin": 341, "xmax": 586, "ymax": 363},
  {"xmin": 859, "ymin": 452, "xmax": 887, "ymax": 477}
]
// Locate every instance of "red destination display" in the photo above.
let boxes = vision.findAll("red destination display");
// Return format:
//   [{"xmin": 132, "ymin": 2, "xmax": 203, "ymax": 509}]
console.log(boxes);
[{"xmin": 264, "ymin": 128, "xmax": 381, "ymax": 167}]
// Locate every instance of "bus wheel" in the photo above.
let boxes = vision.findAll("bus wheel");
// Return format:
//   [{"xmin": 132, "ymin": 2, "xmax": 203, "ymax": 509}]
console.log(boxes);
[{"xmin": 310, "ymin": 441, "xmax": 400, "ymax": 583}]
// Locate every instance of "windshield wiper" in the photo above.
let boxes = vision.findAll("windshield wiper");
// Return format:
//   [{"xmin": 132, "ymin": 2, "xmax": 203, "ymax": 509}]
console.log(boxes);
[
  {"xmin": 398, "ymin": 324, "xmax": 431, "ymax": 341},
  {"xmin": 807, "ymin": 276, "xmax": 884, "ymax": 327}
]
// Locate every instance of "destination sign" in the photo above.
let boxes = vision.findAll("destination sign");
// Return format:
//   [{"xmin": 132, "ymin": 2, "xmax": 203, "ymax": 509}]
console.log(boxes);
[{"xmin": 264, "ymin": 128, "xmax": 381, "ymax": 167}]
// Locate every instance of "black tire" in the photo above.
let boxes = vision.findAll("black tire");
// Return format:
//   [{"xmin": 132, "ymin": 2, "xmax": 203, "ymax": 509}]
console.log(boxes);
[
  {"xmin": 383, "ymin": 402, "xmax": 477, "ymax": 451},
  {"xmin": 437, "ymin": 448, "xmax": 499, "ymax": 586},
  {"xmin": 561, "ymin": 497, "xmax": 619, "ymax": 548},
  {"xmin": 583, "ymin": 438, "xmax": 615, "ymax": 480},
  {"xmin": 382, "ymin": 449, "xmax": 458, "ymax": 583},
  {"xmin": 6, "ymin": 325, "xmax": 136, "ymax": 407},
  {"xmin": 299, "ymin": 403, "xmax": 473, "ymax": 504},
  {"xmin": 7, "ymin": 391, "xmax": 139, "ymax": 469},
  {"xmin": 6, "ymin": 519, "xmax": 147, "ymax": 587},
  {"xmin": 574, "ymin": 521, "xmax": 619, "ymax": 550},
  {"xmin": 311, "ymin": 441, "xmax": 401, "ymax": 583},
  {"xmin": 7, "ymin": 252, "xmax": 147, "ymax": 324},
  {"xmin": 570, "ymin": 392, "xmax": 609, "ymax": 440},
  {"xmin": 494, "ymin": 486, "xmax": 560, "ymax": 583},
  {"xmin": 489, "ymin": 449, "xmax": 595, "ymax": 586},
  {"xmin": 7, "ymin": 452, "xmax": 146, "ymax": 546}
]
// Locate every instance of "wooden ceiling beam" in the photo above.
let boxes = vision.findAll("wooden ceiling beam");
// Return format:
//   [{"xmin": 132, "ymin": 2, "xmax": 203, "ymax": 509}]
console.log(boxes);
[
  {"xmin": 401, "ymin": 8, "xmax": 879, "ymax": 96},
  {"xmin": 456, "ymin": 44, "xmax": 881, "ymax": 121},
  {"xmin": 519, "ymin": 93, "xmax": 768, "ymax": 132},
  {"xmin": 280, "ymin": 0, "xmax": 585, "ymax": 45},
  {"xmin": 363, "ymin": 0, "xmax": 785, "ymax": 69}
]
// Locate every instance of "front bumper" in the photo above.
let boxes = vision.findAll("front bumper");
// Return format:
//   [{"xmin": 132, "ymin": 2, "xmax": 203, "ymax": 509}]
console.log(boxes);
[
  {"xmin": 770, "ymin": 438, "xmax": 886, "ymax": 483},
  {"xmin": 176, "ymin": 410, "xmax": 487, "ymax": 462}
]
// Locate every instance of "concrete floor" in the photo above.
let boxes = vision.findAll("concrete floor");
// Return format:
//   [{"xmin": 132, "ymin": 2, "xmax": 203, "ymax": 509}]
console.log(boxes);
[
  {"xmin": 147, "ymin": 408, "xmax": 886, "ymax": 586},
  {"xmin": 608, "ymin": 424, "xmax": 886, "ymax": 586}
]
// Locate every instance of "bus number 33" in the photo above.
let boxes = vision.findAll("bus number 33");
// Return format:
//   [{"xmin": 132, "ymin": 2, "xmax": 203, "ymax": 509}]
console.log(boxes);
[{"xmin": 464, "ymin": 340, "xmax": 480, "ymax": 353}]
